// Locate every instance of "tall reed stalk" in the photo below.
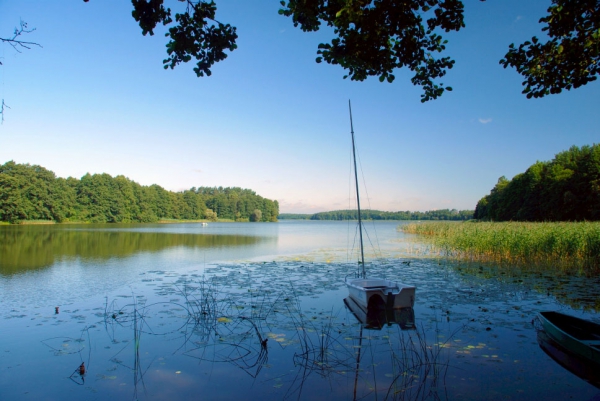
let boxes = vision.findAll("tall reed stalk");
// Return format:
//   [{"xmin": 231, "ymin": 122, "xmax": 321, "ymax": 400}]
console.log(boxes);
[{"xmin": 401, "ymin": 221, "xmax": 600, "ymax": 275}]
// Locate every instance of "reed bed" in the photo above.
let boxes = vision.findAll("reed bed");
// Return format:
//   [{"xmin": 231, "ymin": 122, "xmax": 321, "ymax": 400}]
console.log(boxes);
[{"xmin": 401, "ymin": 221, "xmax": 600, "ymax": 275}]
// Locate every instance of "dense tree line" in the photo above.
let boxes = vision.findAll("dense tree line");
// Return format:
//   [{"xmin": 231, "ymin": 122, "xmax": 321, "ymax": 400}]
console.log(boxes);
[
  {"xmin": 279, "ymin": 209, "xmax": 473, "ymax": 221},
  {"xmin": 0, "ymin": 161, "xmax": 279, "ymax": 223},
  {"xmin": 474, "ymin": 144, "xmax": 600, "ymax": 221}
]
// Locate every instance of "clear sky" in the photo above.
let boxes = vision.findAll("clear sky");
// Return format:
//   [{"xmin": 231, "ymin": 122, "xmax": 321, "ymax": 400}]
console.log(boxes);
[{"xmin": 1, "ymin": 1, "xmax": 598, "ymax": 214}]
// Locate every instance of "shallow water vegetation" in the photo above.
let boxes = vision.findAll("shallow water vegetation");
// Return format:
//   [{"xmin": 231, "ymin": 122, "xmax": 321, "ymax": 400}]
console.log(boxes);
[
  {"xmin": 7, "ymin": 258, "xmax": 597, "ymax": 400},
  {"xmin": 385, "ymin": 325, "xmax": 451, "ymax": 401},
  {"xmin": 401, "ymin": 221, "xmax": 600, "ymax": 275},
  {"xmin": 95, "ymin": 268, "xmax": 453, "ymax": 400}
]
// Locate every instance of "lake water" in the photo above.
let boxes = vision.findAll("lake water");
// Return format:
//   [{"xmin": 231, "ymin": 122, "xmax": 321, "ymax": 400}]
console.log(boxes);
[{"xmin": 1, "ymin": 221, "xmax": 599, "ymax": 400}]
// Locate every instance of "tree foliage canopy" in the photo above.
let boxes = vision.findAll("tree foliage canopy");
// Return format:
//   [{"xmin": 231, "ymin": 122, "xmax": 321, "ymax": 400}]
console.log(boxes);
[
  {"xmin": 0, "ymin": 161, "xmax": 279, "ymax": 223},
  {"xmin": 474, "ymin": 144, "xmax": 600, "ymax": 221},
  {"xmin": 500, "ymin": 0, "xmax": 600, "ymax": 98},
  {"xmin": 91, "ymin": 0, "xmax": 600, "ymax": 101},
  {"xmin": 131, "ymin": 0, "xmax": 238, "ymax": 77},
  {"xmin": 279, "ymin": 0, "xmax": 465, "ymax": 102}
]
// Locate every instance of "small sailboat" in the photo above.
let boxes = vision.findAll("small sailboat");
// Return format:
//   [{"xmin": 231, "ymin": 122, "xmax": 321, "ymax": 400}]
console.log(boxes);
[{"xmin": 345, "ymin": 100, "xmax": 416, "ymax": 310}]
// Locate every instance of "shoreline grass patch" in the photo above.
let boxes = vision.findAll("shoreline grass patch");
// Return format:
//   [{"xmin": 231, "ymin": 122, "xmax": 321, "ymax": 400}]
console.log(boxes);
[{"xmin": 400, "ymin": 221, "xmax": 600, "ymax": 275}]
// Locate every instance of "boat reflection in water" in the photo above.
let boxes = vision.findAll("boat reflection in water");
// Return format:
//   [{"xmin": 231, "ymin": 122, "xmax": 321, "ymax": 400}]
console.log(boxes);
[
  {"xmin": 537, "ymin": 329, "xmax": 600, "ymax": 389},
  {"xmin": 344, "ymin": 296, "xmax": 415, "ymax": 331},
  {"xmin": 344, "ymin": 297, "xmax": 417, "ymax": 401},
  {"xmin": 536, "ymin": 311, "xmax": 600, "ymax": 389}
]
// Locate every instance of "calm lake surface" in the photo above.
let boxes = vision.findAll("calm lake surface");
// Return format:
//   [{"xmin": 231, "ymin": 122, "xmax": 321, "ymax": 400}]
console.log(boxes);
[{"xmin": 1, "ymin": 221, "xmax": 599, "ymax": 400}]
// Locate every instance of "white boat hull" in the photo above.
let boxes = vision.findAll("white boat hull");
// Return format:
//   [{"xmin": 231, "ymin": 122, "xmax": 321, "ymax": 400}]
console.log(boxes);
[{"xmin": 346, "ymin": 277, "xmax": 415, "ymax": 309}]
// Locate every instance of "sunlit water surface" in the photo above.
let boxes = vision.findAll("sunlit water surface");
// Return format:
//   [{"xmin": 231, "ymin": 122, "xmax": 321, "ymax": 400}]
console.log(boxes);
[{"xmin": 1, "ymin": 221, "xmax": 599, "ymax": 400}]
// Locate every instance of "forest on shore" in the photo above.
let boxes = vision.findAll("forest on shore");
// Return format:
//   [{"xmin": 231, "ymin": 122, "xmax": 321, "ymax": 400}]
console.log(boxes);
[
  {"xmin": 0, "ymin": 161, "xmax": 279, "ymax": 223},
  {"xmin": 474, "ymin": 144, "xmax": 600, "ymax": 221},
  {"xmin": 279, "ymin": 209, "xmax": 473, "ymax": 221}
]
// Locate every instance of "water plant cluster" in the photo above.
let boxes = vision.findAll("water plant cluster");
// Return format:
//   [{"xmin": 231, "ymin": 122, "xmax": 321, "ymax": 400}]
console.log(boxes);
[
  {"xmin": 5, "ymin": 255, "xmax": 600, "ymax": 400},
  {"xmin": 401, "ymin": 221, "xmax": 600, "ymax": 275},
  {"xmin": 92, "ymin": 263, "xmax": 450, "ymax": 400}
]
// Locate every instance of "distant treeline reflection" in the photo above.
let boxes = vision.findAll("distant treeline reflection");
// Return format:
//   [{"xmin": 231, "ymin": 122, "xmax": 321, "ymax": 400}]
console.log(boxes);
[
  {"xmin": 0, "ymin": 226, "xmax": 265, "ymax": 274},
  {"xmin": 279, "ymin": 209, "xmax": 474, "ymax": 221}
]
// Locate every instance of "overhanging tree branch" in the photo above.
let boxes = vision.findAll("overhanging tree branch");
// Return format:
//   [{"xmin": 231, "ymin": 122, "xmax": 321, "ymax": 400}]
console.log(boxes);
[
  {"xmin": 1, "ymin": 20, "xmax": 41, "ymax": 122},
  {"xmin": 500, "ymin": 0, "xmax": 600, "ymax": 98},
  {"xmin": 76, "ymin": 1, "xmax": 600, "ymax": 102},
  {"xmin": 126, "ymin": 0, "xmax": 238, "ymax": 77},
  {"xmin": 279, "ymin": 0, "xmax": 466, "ymax": 102},
  {"xmin": 0, "ymin": 20, "xmax": 42, "ymax": 57},
  {"xmin": 0, "ymin": 100, "xmax": 10, "ymax": 124}
]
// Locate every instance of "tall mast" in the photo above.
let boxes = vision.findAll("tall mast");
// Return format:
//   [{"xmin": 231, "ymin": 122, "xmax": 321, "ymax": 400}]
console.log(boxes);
[{"xmin": 349, "ymin": 100, "xmax": 365, "ymax": 278}]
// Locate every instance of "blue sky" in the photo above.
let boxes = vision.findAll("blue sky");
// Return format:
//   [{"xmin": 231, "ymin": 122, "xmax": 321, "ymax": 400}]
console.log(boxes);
[{"xmin": 1, "ymin": 1, "xmax": 598, "ymax": 214}]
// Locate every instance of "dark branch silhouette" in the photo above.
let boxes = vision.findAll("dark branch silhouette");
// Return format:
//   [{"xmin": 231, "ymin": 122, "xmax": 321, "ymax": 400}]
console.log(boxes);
[
  {"xmin": 0, "ymin": 20, "xmax": 42, "ymax": 55},
  {"xmin": 1, "ymin": 20, "xmax": 41, "ymax": 122},
  {"xmin": 0, "ymin": 100, "xmax": 10, "ymax": 124}
]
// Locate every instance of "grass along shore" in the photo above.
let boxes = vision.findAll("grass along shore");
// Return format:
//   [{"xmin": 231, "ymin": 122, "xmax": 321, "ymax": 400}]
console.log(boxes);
[{"xmin": 401, "ymin": 221, "xmax": 600, "ymax": 275}]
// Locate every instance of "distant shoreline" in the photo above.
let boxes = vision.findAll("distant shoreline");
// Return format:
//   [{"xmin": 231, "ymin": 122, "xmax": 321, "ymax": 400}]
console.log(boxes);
[{"xmin": 278, "ymin": 209, "xmax": 474, "ymax": 221}]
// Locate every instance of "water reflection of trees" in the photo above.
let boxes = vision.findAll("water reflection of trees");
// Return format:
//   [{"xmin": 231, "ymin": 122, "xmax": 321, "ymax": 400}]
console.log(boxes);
[{"xmin": 0, "ymin": 227, "xmax": 267, "ymax": 274}]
